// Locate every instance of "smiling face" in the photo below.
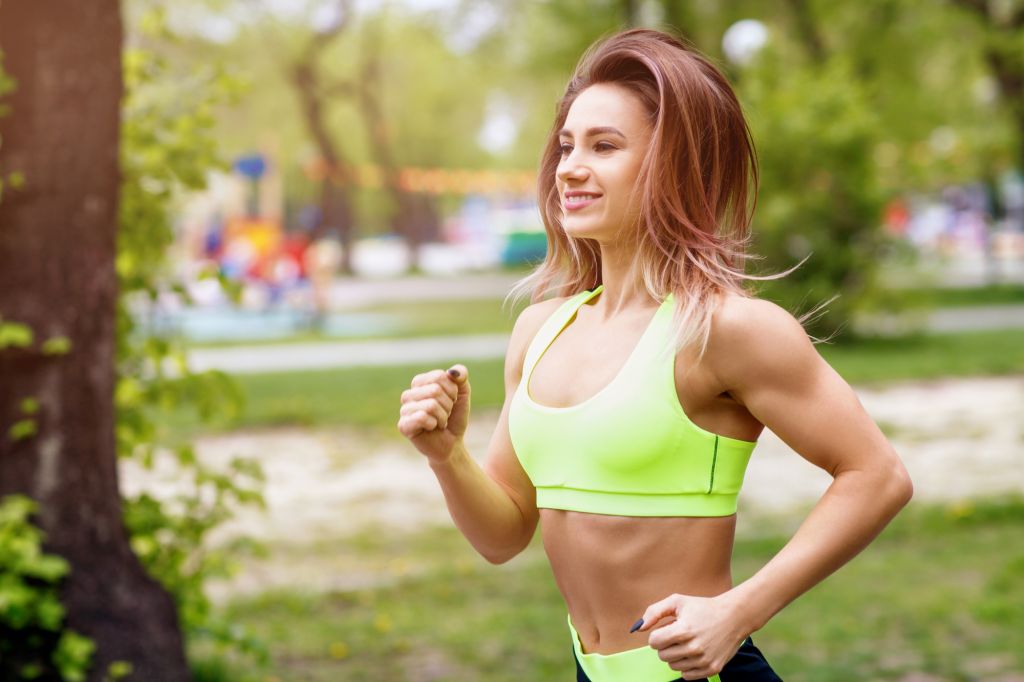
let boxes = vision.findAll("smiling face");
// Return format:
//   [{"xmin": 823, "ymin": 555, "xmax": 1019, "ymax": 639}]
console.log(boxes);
[{"xmin": 556, "ymin": 82, "xmax": 654, "ymax": 244}]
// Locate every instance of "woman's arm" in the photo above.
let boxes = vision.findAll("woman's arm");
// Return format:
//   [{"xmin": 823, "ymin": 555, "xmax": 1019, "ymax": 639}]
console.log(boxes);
[
  {"xmin": 637, "ymin": 296, "xmax": 913, "ymax": 678},
  {"xmin": 710, "ymin": 297, "xmax": 914, "ymax": 632},
  {"xmin": 399, "ymin": 301, "xmax": 556, "ymax": 564}
]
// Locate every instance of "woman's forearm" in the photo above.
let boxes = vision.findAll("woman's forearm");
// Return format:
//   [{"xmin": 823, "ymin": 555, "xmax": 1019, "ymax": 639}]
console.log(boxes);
[
  {"xmin": 724, "ymin": 463, "xmax": 914, "ymax": 634},
  {"xmin": 429, "ymin": 440, "xmax": 532, "ymax": 564}
]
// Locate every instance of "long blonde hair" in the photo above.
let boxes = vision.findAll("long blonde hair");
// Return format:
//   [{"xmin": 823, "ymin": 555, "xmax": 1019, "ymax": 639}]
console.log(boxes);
[{"xmin": 506, "ymin": 27, "xmax": 815, "ymax": 360}]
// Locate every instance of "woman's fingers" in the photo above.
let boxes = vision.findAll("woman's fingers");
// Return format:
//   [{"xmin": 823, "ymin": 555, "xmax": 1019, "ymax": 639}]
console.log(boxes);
[
  {"xmin": 410, "ymin": 368, "xmax": 460, "ymax": 396},
  {"xmin": 401, "ymin": 384, "xmax": 455, "ymax": 412},
  {"xmin": 399, "ymin": 395, "xmax": 448, "ymax": 428},
  {"xmin": 397, "ymin": 408, "xmax": 439, "ymax": 437},
  {"xmin": 398, "ymin": 366, "xmax": 468, "ymax": 454}
]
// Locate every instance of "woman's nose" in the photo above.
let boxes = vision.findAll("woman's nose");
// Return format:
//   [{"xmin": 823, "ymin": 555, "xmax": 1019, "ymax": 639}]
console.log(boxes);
[{"xmin": 557, "ymin": 156, "xmax": 589, "ymax": 183}]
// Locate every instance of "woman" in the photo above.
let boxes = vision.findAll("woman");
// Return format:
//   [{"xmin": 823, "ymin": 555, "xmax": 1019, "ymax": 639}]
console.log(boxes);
[{"xmin": 397, "ymin": 28, "xmax": 913, "ymax": 681}]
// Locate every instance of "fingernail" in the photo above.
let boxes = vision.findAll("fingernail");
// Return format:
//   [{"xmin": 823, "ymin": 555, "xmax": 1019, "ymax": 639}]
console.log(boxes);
[
  {"xmin": 629, "ymin": 618, "xmax": 644, "ymax": 633},
  {"xmin": 448, "ymin": 369, "xmax": 460, "ymax": 379}
]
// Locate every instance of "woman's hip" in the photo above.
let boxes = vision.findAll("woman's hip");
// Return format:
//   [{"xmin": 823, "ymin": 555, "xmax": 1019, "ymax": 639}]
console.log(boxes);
[{"xmin": 568, "ymin": 612, "xmax": 782, "ymax": 681}]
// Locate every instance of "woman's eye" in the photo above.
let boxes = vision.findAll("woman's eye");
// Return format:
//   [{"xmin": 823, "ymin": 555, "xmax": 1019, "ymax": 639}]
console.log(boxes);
[{"xmin": 559, "ymin": 142, "xmax": 615, "ymax": 155}]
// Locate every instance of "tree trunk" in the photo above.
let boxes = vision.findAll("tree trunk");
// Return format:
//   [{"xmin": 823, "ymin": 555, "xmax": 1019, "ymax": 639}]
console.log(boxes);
[
  {"xmin": 0, "ymin": 2, "xmax": 190, "ymax": 680},
  {"xmin": 291, "ymin": 60, "xmax": 357, "ymax": 275},
  {"xmin": 353, "ymin": 44, "xmax": 425, "ymax": 271}
]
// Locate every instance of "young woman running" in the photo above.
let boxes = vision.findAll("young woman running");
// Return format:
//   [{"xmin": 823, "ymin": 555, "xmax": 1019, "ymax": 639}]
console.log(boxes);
[{"xmin": 397, "ymin": 27, "xmax": 913, "ymax": 681}]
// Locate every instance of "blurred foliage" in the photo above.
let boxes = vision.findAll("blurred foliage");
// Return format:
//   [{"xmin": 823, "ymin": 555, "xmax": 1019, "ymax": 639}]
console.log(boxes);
[
  {"xmin": 0, "ymin": 48, "xmax": 24, "ymax": 205},
  {"xmin": 730, "ymin": 0, "xmax": 1017, "ymax": 334},
  {"xmin": 0, "ymin": 496, "xmax": 94, "ymax": 681},
  {"xmin": 743, "ymin": 48, "xmax": 890, "ymax": 335},
  {"xmin": 116, "ymin": 12, "xmax": 268, "ymax": 669},
  {"xmin": 126, "ymin": 0, "xmax": 1023, "ymax": 336}
]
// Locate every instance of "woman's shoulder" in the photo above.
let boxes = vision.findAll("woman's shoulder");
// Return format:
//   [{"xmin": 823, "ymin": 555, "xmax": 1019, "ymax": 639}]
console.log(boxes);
[
  {"xmin": 505, "ymin": 293, "xmax": 576, "ymax": 376},
  {"xmin": 709, "ymin": 292, "xmax": 812, "ymax": 355},
  {"xmin": 510, "ymin": 293, "xmax": 575, "ymax": 343}
]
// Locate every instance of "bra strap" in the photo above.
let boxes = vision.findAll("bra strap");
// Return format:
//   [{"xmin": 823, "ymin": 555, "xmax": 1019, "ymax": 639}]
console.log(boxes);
[{"xmin": 521, "ymin": 288, "xmax": 598, "ymax": 380}]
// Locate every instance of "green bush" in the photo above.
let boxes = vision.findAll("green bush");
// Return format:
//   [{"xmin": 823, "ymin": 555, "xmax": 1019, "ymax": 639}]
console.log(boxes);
[
  {"xmin": 0, "ymin": 496, "xmax": 94, "ymax": 682},
  {"xmin": 742, "ymin": 48, "xmax": 899, "ymax": 339}
]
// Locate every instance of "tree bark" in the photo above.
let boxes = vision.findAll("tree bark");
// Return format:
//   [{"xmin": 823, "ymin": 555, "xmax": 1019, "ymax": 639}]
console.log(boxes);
[
  {"xmin": 285, "ymin": 0, "xmax": 358, "ymax": 275},
  {"xmin": 353, "ymin": 34, "xmax": 427, "ymax": 271},
  {"xmin": 290, "ymin": 59, "xmax": 357, "ymax": 275},
  {"xmin": 0, "ymin": 2, "xmax": 190, "ymax": 680}
]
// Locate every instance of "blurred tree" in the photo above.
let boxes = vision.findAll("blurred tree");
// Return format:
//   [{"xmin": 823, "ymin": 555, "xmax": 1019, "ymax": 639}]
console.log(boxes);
[
  {"xmin": 284, "ymin": 0, "xmax": 360, "ymax": 273},
  {"xmin": 950, "ymin": 0, "xmax": 1024, "ymax": 169},
  {"xmin": 148, "ymin": 0, "xmax": 498, "ymax": 273},
  {"xmin": 742, "ymin": 46, "xmax": 888, "ymax": 336},
  {"xmin": 0, "ymin": 1, "xmax": 190, "ymax": 680}
]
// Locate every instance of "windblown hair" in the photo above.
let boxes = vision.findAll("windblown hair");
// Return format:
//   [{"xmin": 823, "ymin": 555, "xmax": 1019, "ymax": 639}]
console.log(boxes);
[{"xmin": 506, "ymin": 27, "xmax": 811, "ymax": 360}]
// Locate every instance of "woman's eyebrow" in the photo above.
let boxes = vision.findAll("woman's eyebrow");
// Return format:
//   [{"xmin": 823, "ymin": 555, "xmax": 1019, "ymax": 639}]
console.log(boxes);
[{"xmin": 557, "ymin": 126, "xmax": 626, "ymax": 140}]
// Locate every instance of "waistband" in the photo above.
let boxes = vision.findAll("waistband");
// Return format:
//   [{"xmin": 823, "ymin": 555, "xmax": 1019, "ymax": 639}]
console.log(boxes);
[{"xmin": 567, "ymin": 612, "xmax": 721, "ymax": 682}]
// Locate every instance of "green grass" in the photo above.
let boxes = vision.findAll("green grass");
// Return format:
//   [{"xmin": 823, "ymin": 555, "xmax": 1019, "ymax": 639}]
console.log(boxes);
[
  {"xmin": 897, "ymin": 283, "xmax": 1024, "ymax": 308},
  {"xmin": 189, "ymin": 494, "xmax": 1024, "ymax": 681},
  {"xmin": 816, "ymin": 328, "xmax": 1024, "ymax": 385},
  {"xmin": 156, "ymin": 327, "xmax": 1024, "ymax": 445}
]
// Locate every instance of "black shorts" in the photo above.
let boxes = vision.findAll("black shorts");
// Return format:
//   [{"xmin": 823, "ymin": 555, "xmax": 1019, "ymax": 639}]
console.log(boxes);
[{"xmin": 573, "ymin": 635, "xmax": 783, "ymax": 681}]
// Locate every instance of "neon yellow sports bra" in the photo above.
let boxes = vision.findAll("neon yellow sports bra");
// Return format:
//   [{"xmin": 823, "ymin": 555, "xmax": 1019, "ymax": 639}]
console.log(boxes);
[{"xmin": 507, "ymin": 284, "xmax": 758, "ymax": 517}]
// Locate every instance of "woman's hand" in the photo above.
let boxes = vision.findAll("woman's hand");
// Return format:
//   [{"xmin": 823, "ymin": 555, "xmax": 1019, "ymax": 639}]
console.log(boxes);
[
  {"xmin": 633, "ymin": 592, "xmax": 748, "ymax": 680},
  {"xmin": 397, "ymin": 363, "xmax": 470, "ymax": 464}
]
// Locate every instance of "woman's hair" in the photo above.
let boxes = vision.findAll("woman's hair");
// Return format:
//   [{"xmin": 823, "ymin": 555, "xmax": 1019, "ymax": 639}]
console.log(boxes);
[{"xmin": 506, "ymin": 27, "xmax": 811, "ymax": 360}]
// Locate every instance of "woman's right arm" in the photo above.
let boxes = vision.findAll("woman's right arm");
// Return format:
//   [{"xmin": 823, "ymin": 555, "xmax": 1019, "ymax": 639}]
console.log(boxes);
[{"xmin": 397, "ymin": 300, "xmax": 559, "ymax": 564}]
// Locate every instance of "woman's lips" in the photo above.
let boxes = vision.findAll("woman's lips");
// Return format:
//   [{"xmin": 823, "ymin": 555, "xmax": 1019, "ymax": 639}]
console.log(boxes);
[{"xmin": 564, "ymin": 195, "xmax": 601, "ymax": 211}]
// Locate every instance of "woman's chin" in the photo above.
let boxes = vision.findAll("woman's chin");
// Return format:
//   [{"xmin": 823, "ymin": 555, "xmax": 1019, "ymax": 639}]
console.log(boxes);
[{"xmin": 561, "ymin": 217, "xmax": 608, "ymax": 238}]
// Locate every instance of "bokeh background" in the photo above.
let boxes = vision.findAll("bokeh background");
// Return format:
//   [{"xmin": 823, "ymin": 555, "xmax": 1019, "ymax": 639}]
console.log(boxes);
[{"xmin": 1, "ymin": 1, "xmax": 1023, "ymax": 680}]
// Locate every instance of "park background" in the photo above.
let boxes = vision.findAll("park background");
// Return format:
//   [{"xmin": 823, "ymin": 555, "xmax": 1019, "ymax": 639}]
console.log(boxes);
[{"xmin": 1, "ymin": 0, "xmax": 1023, "ymax": 680}]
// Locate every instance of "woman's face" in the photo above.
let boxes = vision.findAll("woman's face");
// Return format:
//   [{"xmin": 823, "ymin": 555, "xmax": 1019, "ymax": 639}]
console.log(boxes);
[{"xmin": 556, "ymin": 83, "xmax": 653, "ymax": 243}]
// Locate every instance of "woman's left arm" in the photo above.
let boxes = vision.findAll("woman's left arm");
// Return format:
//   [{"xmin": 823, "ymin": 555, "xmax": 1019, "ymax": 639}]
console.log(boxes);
[
  {"xmin": 638, "ymin": 297, "xmax": 913, "ymax": 676},
  {"xmin": 712, "ymin": 298, "xmax": 914, "ymax": 633}
]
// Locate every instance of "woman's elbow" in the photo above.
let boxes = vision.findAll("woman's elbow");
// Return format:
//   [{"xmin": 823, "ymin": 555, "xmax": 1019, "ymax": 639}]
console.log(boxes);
[
  {"xmin": 886, "ymin": 462, "xmax": 914, "ymax": 510},
  {"xmin": 481, "ymin": 542, "xmax": 526, "ymax": 565}
]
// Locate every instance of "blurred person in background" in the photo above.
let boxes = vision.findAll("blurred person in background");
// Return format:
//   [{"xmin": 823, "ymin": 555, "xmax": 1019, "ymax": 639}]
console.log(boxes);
[
  {"xmin": 304, "ymin": 233, "xmax": 343, "ymax": 329},
  {"xmin": 399, "ymin": 28, "xmax": 913, "ymax": 681}
]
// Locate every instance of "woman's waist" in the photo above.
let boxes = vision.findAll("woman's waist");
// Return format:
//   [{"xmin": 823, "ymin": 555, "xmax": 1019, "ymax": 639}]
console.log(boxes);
[
  {"xmin": 540, "ymin": 510, "xmax": 736, "ymax": 655},
  {"xmin": 562, "ymin": 574, "xmax": 734, "ymax": 656}
]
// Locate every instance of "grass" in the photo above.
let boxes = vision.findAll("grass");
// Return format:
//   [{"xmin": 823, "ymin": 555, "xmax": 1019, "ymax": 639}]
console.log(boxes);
[
  {"xmin": 188, "ymin": 494, "xmax": 1024, "ymax": 681},
  {"xmin": 156, "ymin": 327, "xmax": 1024, "ymax": 445},
  {"xmin": 897, "ymin": 283, "xmax": 1024, "ymax": 308},
  {"xmin": 815, "ymin": 328, "xmax": 1024, "ymax": 385}
]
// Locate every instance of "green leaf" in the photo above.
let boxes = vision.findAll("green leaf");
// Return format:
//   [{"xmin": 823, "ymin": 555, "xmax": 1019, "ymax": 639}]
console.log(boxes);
[
  {"xmin": 41, "ymin": 336, "xmax": 72, "ymax": 356},
  {"xmin": 21, "ymin": 554, "xmax": 69, "ymax": 583},
  {"xmin": 9, "ymin": 418, "xmax": 38, "ymax": 442},
  {"xmin": 19, "ymin": 662, "xmax": 43, "ymax": 679},
  {"xmin": 35, "ymin": 596, "xmax": 66, "ymax": 631},
  {"xmin": 20, "ymin": 397, "xmax": 39, "ymax": 415},
  {"xmin": 104, "ymin": 660, "xmax": 133, "ymax": 681},
  {"xmin": 0, "ymin": 321, "xmax": 33, "ymax": 349},
  {"xmin": 53, "ymin": 630, "xmax": 96, "ymax": 682}
]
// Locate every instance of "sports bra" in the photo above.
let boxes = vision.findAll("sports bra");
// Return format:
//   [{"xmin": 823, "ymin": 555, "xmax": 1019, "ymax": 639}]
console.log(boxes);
[{"xmin": 507, "ymin": 284, "xmax": 758, "ymax": 517}]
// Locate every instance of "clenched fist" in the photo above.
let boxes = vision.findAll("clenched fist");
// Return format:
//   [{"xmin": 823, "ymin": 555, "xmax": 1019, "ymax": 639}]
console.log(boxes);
[{"xmin": 397, "ymin": 363, "xmax": 470, "ymax": 464}]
